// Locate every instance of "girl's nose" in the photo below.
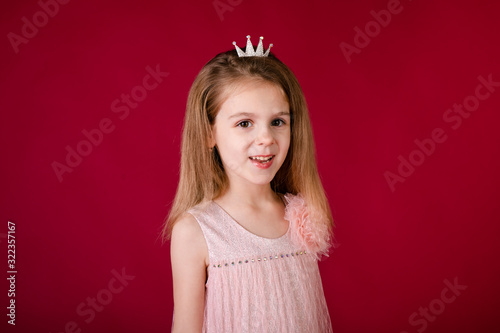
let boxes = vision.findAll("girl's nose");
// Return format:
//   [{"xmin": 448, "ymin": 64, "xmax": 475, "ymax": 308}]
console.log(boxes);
[{"xmin": 255, "ymin": 126, "xmax": 274, "ymax": 146}]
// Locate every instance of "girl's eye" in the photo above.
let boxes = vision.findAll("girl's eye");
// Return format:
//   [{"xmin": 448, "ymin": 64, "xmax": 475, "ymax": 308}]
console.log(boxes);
[
  {"xmin": 237, "ymin": 121, "xmax": 251, "ymax": 128},
  {"xmin": 273, "ymin": 119, "xmax": 285, "ymax": 126},
  {"xmin": 237, "ymin": 119, "xmax": 286, "ymax": 128}
]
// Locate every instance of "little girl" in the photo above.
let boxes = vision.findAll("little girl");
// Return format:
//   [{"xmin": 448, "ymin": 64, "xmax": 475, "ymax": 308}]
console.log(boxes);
[{"xmin": 163, "ymin": 35, "xmax": 335, "ymax": 332}]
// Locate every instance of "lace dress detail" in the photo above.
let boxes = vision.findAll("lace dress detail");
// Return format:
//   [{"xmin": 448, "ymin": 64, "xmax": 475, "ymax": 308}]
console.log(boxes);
[{"xmin": 187, "ymin": 193, "xmax": 333, "ymax": 333}]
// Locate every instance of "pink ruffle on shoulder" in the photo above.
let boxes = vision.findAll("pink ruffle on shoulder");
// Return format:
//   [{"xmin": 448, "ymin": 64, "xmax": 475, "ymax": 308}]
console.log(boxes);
[{"xmin": 283, "ymin": 193, "xmax": 332, "ymax": 260}]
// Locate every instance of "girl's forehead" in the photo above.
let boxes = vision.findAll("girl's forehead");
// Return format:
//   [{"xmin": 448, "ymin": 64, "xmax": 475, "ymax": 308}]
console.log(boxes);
[{"xmin": 221, "ymin": 79, "xmax": 287, "ymax": 103}]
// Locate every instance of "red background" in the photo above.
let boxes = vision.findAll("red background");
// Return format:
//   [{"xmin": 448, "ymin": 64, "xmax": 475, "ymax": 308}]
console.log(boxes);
[{"xmin": 1, "ymin": 0, "xmax": 500, "ymax": 332}]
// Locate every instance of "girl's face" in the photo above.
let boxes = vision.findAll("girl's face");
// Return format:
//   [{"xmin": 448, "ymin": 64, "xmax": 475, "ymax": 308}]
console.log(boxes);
[{"xmin": 212, "ymin": 80, "xmax": 290, "ymax": 189}]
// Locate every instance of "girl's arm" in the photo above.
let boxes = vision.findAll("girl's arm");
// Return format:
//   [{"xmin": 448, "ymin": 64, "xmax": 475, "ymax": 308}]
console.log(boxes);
[{"xmin": 170, "ymin": 213, "xmax": 208, "ymax": 333}]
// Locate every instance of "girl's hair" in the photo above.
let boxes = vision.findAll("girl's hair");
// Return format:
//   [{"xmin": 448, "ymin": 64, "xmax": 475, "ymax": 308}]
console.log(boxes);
[{"xmin": 161, "ymin": 49, "xmax": 333, "ymax": 240}]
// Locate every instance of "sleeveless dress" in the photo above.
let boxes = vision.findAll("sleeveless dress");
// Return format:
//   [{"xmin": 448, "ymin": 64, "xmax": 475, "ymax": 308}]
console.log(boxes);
[{"xmin": 186, "ymin": 193, "xmax": 333, "ymax": 332}]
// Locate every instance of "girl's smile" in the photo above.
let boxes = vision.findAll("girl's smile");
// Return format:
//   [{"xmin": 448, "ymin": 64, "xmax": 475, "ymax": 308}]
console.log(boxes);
[{"xmin": 249, "ymin": 154, "xmax": 275, "ymax": 169}]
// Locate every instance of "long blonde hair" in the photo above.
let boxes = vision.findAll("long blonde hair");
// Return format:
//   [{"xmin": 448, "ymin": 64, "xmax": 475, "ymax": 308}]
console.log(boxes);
[{"xmin": 161, "ymin": 49, "xmax": 333, "ymax": 241}]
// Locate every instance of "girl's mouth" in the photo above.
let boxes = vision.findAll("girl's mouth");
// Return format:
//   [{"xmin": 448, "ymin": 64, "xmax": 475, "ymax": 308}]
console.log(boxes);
[{"xmin": 249, "ymin": 155, "xmax": 274, "ymax": 169}]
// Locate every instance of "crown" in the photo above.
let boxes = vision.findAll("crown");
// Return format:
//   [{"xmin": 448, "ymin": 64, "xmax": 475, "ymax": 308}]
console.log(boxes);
[{"xmin": 232, "ymin": 35, "xmax": 273, "ymax": 57}]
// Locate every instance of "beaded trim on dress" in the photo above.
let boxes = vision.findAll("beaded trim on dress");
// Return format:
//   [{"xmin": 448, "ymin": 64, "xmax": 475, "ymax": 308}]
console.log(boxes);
[{"xmin": 209, "ymin": 250, "xmax": 308, "ymax": 268}]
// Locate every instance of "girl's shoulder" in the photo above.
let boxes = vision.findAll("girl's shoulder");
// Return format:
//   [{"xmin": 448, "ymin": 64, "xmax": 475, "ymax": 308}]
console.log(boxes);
[
  {"xmin": 173, "ymin": 199, "xmax": 214, "ymax": 242},
  {"xmin": 185, "ymin": 199, "xmax": 212, "ymax": 216},
  {"xmin": 171, "ymin": 211, "xmax": 209, "ymax": 266}
]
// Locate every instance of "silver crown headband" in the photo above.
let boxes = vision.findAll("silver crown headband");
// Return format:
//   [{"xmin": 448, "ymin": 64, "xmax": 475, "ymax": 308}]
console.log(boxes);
[{"xmin": 233, "ymin": 35, "xmax": 273, "ymax": 57}]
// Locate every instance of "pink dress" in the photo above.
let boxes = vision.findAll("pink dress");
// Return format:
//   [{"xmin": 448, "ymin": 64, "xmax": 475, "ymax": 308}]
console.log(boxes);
[{"xmin": 187, "ymin": 192, "xmax": 333, "ymax": 332}]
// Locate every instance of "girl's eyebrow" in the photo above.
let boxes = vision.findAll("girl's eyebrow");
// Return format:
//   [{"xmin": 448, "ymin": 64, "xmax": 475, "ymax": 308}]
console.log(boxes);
[{"xmin": 228, "ymin": 111, "xmax": 290, "ymax": 119}]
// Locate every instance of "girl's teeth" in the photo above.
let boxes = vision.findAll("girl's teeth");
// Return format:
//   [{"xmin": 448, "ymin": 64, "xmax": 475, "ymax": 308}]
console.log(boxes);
[{"xmin": 251, "ymin": 156, "xmax": 272, "ymax": 161}]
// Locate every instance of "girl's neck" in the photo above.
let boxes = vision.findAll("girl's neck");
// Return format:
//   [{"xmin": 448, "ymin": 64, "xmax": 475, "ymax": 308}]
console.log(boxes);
[{"xmin": 219, "ymin": 184, "xmax": 280, "ymax": 209}]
